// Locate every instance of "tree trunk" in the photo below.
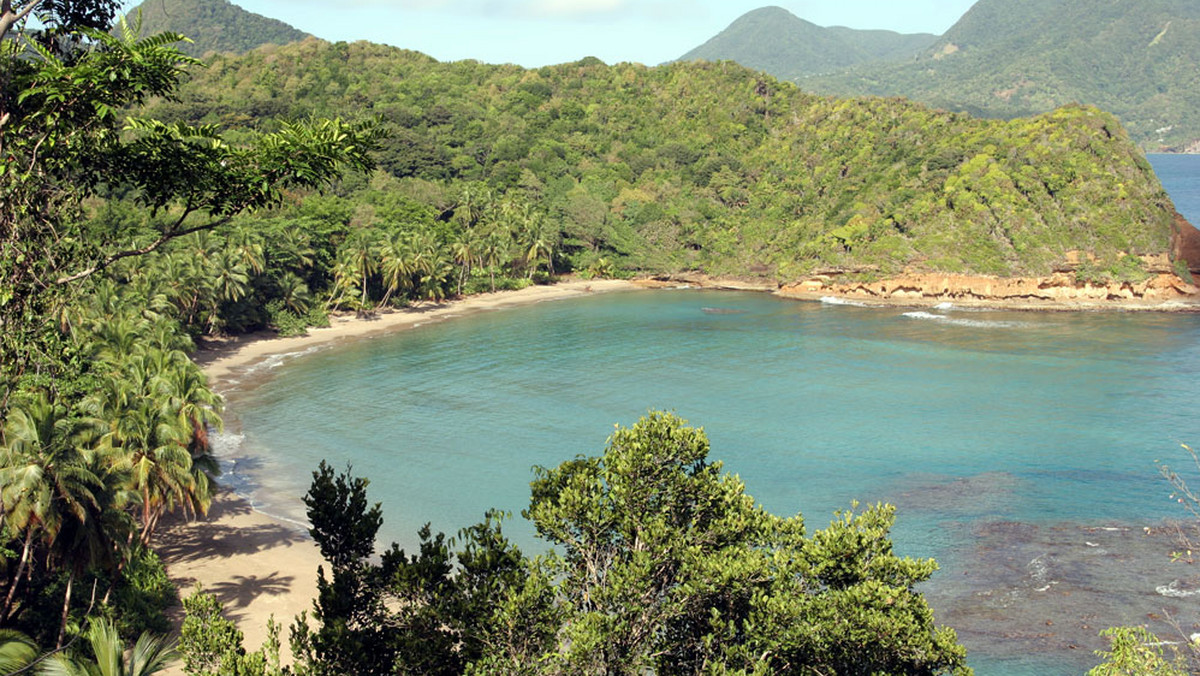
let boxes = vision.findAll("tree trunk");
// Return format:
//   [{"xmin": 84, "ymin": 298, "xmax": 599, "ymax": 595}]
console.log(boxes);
[
  {"xmin": 1, "ymin": 529, "xmax": 34, "ymax": 621},
  {"xmin": 56, "ymin": 568, "xmax": 74, "ymax": 648}
]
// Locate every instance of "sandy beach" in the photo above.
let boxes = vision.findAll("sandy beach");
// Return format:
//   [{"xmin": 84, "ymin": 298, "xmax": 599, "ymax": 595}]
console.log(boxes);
[{"xmin": 156, "ymin": 279, "xmax": 637, "ymax": 667}]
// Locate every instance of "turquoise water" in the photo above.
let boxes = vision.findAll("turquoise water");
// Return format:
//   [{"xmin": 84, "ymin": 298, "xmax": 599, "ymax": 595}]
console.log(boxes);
[
  {"xmin": 1149, "ymin": 154, "xmax": 1200, "ymax": 223},
  {"xmin": 221, "ymin": 291, "xmax": 1200, "ymax": 673},
  {"xmin": 218, "ymin": 154, "xmax": 1200, "ymax": 673}
]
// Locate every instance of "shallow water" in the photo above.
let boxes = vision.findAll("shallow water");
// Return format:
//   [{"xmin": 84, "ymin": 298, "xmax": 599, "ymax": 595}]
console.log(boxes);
[{"xmin": 218, "ymin": 289, "xmax": 1200, "ymax": 674}]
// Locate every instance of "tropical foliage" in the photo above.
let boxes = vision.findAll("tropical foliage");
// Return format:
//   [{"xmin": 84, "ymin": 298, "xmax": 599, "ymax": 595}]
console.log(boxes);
[
  {"xmin": 134, "ymin": 37, "xmax": 1177, "ymax": 297},
  {"xmin": 0, "ymin": 0, "xmax": 368, "ymax": 655},
  {"xmin": 282, "ymin": 413, "xmax": 971, "ymax": 675},
  {"xmin": 798, "ymin": 0, "xmax": 1200, "ymax": 151}
]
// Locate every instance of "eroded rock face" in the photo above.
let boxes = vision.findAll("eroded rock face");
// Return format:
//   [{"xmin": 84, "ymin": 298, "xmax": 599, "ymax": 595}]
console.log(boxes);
[
  {"xmin": 1172, "ymin": 211, "xmax": 1200, "ymax": 275},
  {"xmin": 779, "ymin": 269, "xmax": 1198, "ymax": 307}
]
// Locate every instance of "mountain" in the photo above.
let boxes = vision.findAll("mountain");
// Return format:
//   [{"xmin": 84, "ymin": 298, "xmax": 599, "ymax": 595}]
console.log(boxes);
[
  {"xmin": 692, "ymin": 1, "xmax": 1200, "ymax": 151},
  {"xmin": 127, "ymin": 0, "xmax": 310, "ymax": 57},
  {"xmin": 677, "ymin": 6, "xmax": 935, "ymax": 79}
]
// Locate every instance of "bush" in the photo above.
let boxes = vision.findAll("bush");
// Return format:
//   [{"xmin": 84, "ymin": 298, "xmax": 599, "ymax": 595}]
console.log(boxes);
[
  {"xmin": 265, "ymin": 300, "xmax": 308, "ymax": 337},
  {"xmin": 105, "ymin": 547, "xmax": 178, "ymax": 638}
]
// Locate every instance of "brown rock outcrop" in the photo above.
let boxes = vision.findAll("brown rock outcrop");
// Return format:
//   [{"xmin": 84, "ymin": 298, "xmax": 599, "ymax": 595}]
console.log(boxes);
[
  {"xmin": 778, "ymin": 271, "xmax": 1199, "ymax": 309},
  {"xmin": 1171, "ymin": 210, "xmax": 1200, "ymax": 275}
]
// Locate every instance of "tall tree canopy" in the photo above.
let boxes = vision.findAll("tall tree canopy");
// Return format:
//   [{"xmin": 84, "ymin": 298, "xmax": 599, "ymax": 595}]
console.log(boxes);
[{"xmin": 0, "ymin": 2, "xmax": 375, "ymax": 407}]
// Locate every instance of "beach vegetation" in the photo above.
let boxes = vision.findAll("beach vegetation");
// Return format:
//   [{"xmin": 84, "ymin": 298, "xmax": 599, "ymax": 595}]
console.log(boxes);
[
  {"xmin": 0, "ymin": 0, "xmax": 368, "ymax": 655},
  {"xmin": 179, "ymin": 587, "xmax": 285, "ymax": 676}
]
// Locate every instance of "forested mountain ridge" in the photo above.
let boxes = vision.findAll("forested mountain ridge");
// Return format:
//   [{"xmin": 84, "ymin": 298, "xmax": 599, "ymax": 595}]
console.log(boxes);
[
  {"xmin": 126, "ymin": 0, "xmax": 310, "ymax": 56},
  {"xmin": 677, "ymin": 6, "xmax": 936, "ymax": 79},
  {"xmin": 686, "ymin": 0, "xmax": 1200, "ymax": 152},
  {"xmin": 139, "ymin": 38, "xmax": 1180, "ymax": 285}
]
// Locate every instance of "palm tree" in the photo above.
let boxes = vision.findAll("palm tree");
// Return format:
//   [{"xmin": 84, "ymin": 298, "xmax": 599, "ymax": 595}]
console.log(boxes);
[
  {"xmin": 517, "ymin": 207, "xmax": 556, "ymax": 278},
  {"xmin": 478, "ymin": 231, "xmax": 510, "ymax": 293},
  {"xmin": 0, "ymin": 628, "xmax": 38, "ymax": 673},
  {"xmin": 333, "ymin": 232, "xmax": 378, "ymax": 312},
  {"xmin": 41, "ymin": 618, "xmax": 178, "ymax": 676},
  {"xmin": 84, "ymin": 348, "xmax": 218, "ymax": 546},
  {"xmin": 0, "ymin": 395, "xmax": 102, "ymax": 624},
  {"xmin": 225, "ymin": 227, "xmax": 265, "ymax": 276},
  {"xmin": 277, "ymin": 272, "xmax": 312, "ymax": 315},
  {"xmin": 376, "ymin": 231, "xmax": 415, "ymax": 307},
  {"xmin": 0, "ymin": 394, "xmax": 122, "ymax": 645},
  {"xmin": 275, "ymin": 228, "xmax": 316, "ymax": 272},
  {"xmin": 450, "ymin": 229, "xmax": 480, "ymax": 296}
]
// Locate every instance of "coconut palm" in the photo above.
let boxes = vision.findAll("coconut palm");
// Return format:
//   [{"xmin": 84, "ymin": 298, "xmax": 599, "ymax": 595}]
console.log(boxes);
[
  {"xmin": 225, "ymin": 227, "xmax": 265, "ymax": 275},
  {"xmin": 0, "ymin": 628, "xmax": 39, "ymax": 673},
  {"xmin": 450, "ymin": 229, "xmax": 480, "ymax": 296},
  {"xmin": 275, "ymin": 228, "xmax": 316, "ymax": 271},
  {"xmin": 0, "ymin": 395, "xmax": 101, "ymax": 624},
  {"xmin": 517, "ymin": 207, "xmax": 556, "ymax": 278},
  {"xmin": 376, "ymin": 231, "xmax": 416, "ymax": 307},
  {"xmin": 41, "ymin": 618, "xmax": 178, "ymax": 676},
  {"xmin": 477, "ymin": 230, "xmax": 510, "ymax": 293},
  {"xmin": 277, "ymin": 272, "xmax": 313, "ymax": 315},
  {"xmin": 84, "ymin": 348, "xmax": 217, "ymax": 545},
  {"xmin": 332, "ymin": 232, "xmax": 378, "ymax": 312}
]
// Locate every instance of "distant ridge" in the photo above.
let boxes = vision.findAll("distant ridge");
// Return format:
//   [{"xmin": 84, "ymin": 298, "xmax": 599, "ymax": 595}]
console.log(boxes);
[
  {"xmin": 684, "ymin": 1, "xmax": 1200, "ymax": 151},
  {"xmin": 127, "ymin": 0, "xmax": 310, "ymax": 57},
  {"xmin": 677, "ymin": 6, "xmax": 935, "ymax": 79}
]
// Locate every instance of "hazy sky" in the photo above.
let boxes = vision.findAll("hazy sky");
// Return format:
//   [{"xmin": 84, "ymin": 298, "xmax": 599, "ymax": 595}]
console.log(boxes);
[{"xmin": 191, "ymin": 0, "xmax": 979, "ymax": 67}]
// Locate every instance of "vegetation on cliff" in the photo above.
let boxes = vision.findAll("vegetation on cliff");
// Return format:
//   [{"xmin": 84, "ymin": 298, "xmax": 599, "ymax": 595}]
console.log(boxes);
[
  {"xmin": 139, "ymin": 38, "xmax": 1176, "ymax": 293},
  {"xmin": 684, "ymin": 0, "xmax": 1200, "ymax": 151}
]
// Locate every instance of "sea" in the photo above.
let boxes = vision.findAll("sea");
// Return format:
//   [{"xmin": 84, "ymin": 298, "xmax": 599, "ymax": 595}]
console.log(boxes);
[{"xmin": 214, "ymin": 154, "xmax": 1200, "ymax": 674}]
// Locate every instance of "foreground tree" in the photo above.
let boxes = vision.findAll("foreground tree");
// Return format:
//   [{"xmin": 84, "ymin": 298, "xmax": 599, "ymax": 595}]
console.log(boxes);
[
  {"xmin": 291, "ymin": 413, "xmax": 970, "ymax": 675},
  {"xmin": 521, "ymin": 411, "xmax": 969, "ymax": 675}
]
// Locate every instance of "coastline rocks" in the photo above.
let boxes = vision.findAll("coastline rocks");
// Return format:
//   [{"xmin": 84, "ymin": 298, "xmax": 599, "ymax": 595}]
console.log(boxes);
[{"xmin": 778, "ymin": 269, "xmax": 1199, "ymax": 308}]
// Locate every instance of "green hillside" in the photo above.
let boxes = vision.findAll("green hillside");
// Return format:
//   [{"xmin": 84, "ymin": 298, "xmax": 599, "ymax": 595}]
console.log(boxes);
[
  {"xmin": 801, "ymin": 0, "xmax": 1200, "ymax": 151},
  {"xmin": 127, "ymin": 0, "xmax": 310, "ymax": 56},
  {"xmin": 677, "ymin": 6, "xmax": 935, "ymax": 79},
  {"xmin": 139, "ymin": 39, "xmax": 1177, "ymax": 285}
]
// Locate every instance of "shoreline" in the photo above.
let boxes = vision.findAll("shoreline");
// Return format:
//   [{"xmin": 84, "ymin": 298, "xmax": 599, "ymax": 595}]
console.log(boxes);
[
  {"xmin": 158, "ymin": 279, "xmax": 640, "ymax": 663},
  {"xmin": 196, "ymin": 278, "xmax": 640, "ymax": 388},
  {"xmin": 158, "ymin": 274, "xmax": 1198, "ymax": 666}
]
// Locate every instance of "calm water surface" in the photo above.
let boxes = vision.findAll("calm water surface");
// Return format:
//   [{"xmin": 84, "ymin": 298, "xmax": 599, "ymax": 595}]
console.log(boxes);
[{"xmin": 218, "ymin": 155, "xmax": 1200, "ymax": 674}]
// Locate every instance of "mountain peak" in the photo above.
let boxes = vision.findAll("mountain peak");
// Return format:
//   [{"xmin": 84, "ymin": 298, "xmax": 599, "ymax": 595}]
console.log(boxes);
[
  {"xmin": 677, "ymin": 6, "xmax": 935, "ymax": 79},
  {"xmin": 126, "ymin": 0, "xmax": 310, "ymax": 57}
]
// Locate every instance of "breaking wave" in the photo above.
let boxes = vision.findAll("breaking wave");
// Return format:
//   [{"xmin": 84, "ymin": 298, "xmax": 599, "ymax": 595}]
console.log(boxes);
[{"xmin": 901, "ymin": 311, "xmax": 1028, "ymax": 329}]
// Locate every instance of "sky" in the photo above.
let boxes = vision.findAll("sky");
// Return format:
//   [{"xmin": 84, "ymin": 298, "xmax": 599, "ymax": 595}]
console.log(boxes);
[{"xmin": 207, "ymin": 0, "xmax": 981, "ymax": 68}]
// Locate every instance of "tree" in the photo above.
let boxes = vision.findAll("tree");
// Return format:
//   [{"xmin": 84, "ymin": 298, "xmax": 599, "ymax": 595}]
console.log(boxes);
[
  {"xmin": 521, "ymin": 411, "xmax": 970, "ymax": 674},
  {"xmin": 291, "ymin": 461, "xmax": 392, "ymax": 676},
  {"xmin": 1087, "ymin": 626, "xmax": 1189, "ymax": 676},
  {"xmin": 292, "ymin": 464, "xmax": 538, "ymax": 676},
  {"xmin": 290, "ymin": 414, "xmax": 968, "ymax": 675}
]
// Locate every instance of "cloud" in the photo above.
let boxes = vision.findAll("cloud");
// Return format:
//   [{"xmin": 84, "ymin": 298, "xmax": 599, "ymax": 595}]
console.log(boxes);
[
  {"xmin": 364, "ymin": 0, "xmax": 697, "ymax": 20},
  {"xmin": 522, "ymin": 0, "xmax": 629, "ymax": 17}
]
